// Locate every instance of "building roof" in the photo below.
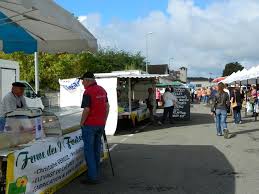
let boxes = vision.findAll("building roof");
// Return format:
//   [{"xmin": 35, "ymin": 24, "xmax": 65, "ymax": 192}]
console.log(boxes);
[
  {"xmin": 0, "ymin": 0, "xmax": 97, "ymax": 54},
  {"xmin": 188, "ymin": 77, "xmax": 209, "ymax": 82},
  {"xmin": 148, "ymin": 64, "xmax": 169, "ymax": 74}
]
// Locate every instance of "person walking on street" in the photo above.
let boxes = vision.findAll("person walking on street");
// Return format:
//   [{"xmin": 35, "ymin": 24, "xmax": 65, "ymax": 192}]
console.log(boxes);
[
  {"xmin": 79, "ymin": 72, "xmax": 109, "ymax": 184},
  {"xmin": 201, "ymin": 88, "xmax": 207, "ymax": 104},
  {"xmin": 251, "ymin": 85, "xmax": 258, "ymax": 117},
  {"xmin": 191, "ymin": 88, "xmax": 195, "ymax": 103},
  {"xmin": 231, "ymin": 87, "xmax": 243, "ymax": 124},
  {"xmin": 211, "ymin": 82, "xmax": 230, "ymax": 138},
  {"xmin": 197, "ymin": 89, "xmax": 202, "ymax": 103},
  {"xmin": 160, "ymin": 88, "xmax": 177, "ymax": 124},
  {"xmin": 206, "ymin": 87, "xmax": 211, "ymax": 104}
]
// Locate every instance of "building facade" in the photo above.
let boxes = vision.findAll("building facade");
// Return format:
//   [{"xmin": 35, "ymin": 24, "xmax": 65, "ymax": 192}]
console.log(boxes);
[{"xmin": 188, "ymin": 77, "xmax": 211, "ymax": 89}]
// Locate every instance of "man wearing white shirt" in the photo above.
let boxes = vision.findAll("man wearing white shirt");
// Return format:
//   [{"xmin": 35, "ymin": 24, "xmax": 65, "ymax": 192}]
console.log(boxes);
[
  {"xmin": 160, "ymin": 88, "xmax": 178, "ymax": 124},
  {"xmin": 0, "ymin": 82, "xmax": 27, "ymax": 132}
]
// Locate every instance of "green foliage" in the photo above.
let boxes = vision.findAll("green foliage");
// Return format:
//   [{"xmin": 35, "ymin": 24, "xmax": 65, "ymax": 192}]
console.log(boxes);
[
  {"xmin": 222, "ymin": 62, "xmax": 244, "ymax": 76},
  {"xmin": 0, "ymin": 49, "xmax": 145, "ymax": 90}
]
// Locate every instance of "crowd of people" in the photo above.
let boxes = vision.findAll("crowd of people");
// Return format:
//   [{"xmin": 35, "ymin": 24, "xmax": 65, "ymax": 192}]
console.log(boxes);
[
  {"xmin": 205, "ymin": 82, "xmax": 259, "ymax": 138},
  {"xmin": 190, "ymin": 86, "xmax": 217, "ymax": 104}
]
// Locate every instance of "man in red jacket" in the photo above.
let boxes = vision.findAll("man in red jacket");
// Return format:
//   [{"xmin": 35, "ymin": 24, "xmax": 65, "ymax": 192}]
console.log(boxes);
[{"xmin": 79, "ymin": 72, "xmax": 109, "ymax": 184}]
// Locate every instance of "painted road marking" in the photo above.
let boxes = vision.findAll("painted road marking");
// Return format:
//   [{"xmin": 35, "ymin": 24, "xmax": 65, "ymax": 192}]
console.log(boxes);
[
  {"xmin": 109, "ymin": 134, "xmax": 135, "ymax": 152},
  {"xmin": 120, "ymin": 138, "xmax": 128, "ymax": 143},
  {"xmin": 109, "ymin": 144, "xmax": 118, "ymax": 151}
]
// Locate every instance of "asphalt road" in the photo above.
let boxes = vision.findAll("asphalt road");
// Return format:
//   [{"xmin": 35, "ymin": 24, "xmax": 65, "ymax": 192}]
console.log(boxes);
[{"xmin": 57, "ymin": 104, "xmax": 259, "ymax": 194}]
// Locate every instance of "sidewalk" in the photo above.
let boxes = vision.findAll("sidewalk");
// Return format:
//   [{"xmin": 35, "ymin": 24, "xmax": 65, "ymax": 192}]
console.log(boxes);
[{"xmin": 57, "ymin": 104, "xmax": 259, "ymax": 194}]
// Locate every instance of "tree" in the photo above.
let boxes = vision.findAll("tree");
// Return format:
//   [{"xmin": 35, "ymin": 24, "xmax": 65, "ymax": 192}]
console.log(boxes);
[
  {"xmin": 222, "ymin": 62, "xmax": 244, "ymax": 76},
  {"xmin": 0, "ymin": 49, "xmax": 145, "ymax": 91}
]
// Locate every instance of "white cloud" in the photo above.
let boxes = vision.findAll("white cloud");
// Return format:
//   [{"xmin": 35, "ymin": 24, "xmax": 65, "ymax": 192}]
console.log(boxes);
[{"xmin": 79, "ymin": 0, "xmax": 259, "ymax": 77}]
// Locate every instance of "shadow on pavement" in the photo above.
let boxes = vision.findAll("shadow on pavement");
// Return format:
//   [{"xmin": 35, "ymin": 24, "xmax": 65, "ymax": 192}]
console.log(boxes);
[
  {"xmin": 228, "ymin": 128, "xmax": 259, "ymax": 139},
  {"xmin": 115, "ymin": 112, "xmax": 215, "ymax": 135},
  {"xmin": 57, "ymin": 144, "xmax": 236, "ymax": 194}
]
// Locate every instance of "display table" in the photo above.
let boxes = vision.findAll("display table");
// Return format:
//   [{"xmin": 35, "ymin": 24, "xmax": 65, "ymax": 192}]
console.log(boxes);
[
  {"xmin": 1, "ymin": 130, "xmax": 107, "ymax": 194},
  {"xmin": 118, "ymin": 105, "xmax": 150, "ymax": 126},
  {"xmin": 0, "ymin": 108, "xmax": 108, "ymax": 194}
]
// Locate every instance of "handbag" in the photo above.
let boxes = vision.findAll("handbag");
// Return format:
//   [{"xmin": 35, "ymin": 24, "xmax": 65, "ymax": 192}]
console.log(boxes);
[
  {"xmin": 231, "ymin": 95, "xmax": 238, "ymax": 108},
  {"xmin": 231, "ymin": 101, "xmax": 238, "ymax": 108},
  {"xmin": 255, "ymin": 103, "xmax": 259, "ymax": 113}
]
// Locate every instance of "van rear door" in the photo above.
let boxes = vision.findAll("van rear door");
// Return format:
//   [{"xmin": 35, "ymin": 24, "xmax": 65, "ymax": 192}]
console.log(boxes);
[{"xmin": 1, "ymin": 68, "xmax": 17, "ymax": 100}]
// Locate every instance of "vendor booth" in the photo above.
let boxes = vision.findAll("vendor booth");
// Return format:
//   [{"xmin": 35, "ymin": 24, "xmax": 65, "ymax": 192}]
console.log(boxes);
[
  {"xmin": 223, "ymin": 65, "xmax": 259, "ymax": 119},
  {"xmin": 59, "ymin": 70, "xmax": 168, "ymax": 135},
  {"xmin": 156, "ymin": 83, "xmax": 191, "ymax": 121},
  {"xmin": 0, "ymin": 108, "xmax": 108, "ymax": 194}
]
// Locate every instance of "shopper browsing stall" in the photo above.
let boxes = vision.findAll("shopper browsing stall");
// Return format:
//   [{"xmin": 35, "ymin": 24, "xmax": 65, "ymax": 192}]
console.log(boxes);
[
  {"xmin": 160, "ymin": 87, "xmax": 177, "ymax": 124},
  {"xmin": 0, "ymin": 82, "xmax": 27, "ymax": 132},
  {"xmin": 147, "ymin": 88, "xmax": 156, "ymax": 123},
  {"xmin": 79, "ymin": 72, "xmax": 109, "ymax": 184}
]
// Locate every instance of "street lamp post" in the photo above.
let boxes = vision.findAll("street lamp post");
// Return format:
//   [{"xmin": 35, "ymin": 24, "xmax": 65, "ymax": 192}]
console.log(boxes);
[
  {"xmin": 169, "ymin": 58, "xmax": 173, "ymax": 68},
  {"xmin": 146, "ymin": 32, "xmax": 153, "ymax": 73}
]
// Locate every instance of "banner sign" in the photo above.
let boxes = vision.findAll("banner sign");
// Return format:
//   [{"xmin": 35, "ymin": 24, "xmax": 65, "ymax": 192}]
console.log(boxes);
[
  {"xmin": 6, "ymin": 130, "xmax": 107, "ymax": 194},
  {"xmin": 59, "ymin": 78, "xmax": 81, "ymax": 92}
]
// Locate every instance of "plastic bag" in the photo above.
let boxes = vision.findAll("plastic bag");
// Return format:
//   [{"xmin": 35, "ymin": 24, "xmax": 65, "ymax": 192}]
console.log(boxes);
[
  {"xmin": 246, "ymin": 102, "xmax": 253, "ymax": 113},
  {"xmin": 255, "ymin": 103, "xmax": 259, "ymax": 113}
]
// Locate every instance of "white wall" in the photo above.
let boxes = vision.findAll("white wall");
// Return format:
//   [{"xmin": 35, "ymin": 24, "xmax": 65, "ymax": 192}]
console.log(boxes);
[
  {"xmin": 179, "ymin": 68, "xmax": 187, "ymax": 83},
  {"xmin": 190, "ymin": 81, "xmax": 211, "ymax": 88}
]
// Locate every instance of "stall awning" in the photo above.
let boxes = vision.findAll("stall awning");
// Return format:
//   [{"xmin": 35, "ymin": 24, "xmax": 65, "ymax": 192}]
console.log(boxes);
[
  {"xmin": 0, "ymin": 0, "xmax": 97, "ymax": 53},
  {"xmin": 95, "ymin": 70, "xmax": 169, "ymax": 79},
  {"xmin": 156, "ymin": 81, "xmax": 184, "ymax": 87}
]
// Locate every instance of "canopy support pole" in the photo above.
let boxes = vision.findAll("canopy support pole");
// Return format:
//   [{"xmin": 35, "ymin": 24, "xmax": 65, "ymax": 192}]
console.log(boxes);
[
  {"xmin": 245, "ymin": 79, "xmax": 249, "ymax": 117},
  {"xmin": 128, "ymin": 78, "xmax": 132, "ymax": 113},
  {"xmin": 34, "ymin": 52, "xmax": 39, "ymax": 94}
]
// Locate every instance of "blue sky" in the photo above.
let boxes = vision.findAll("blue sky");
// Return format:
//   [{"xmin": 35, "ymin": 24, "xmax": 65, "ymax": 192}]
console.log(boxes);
[
  {"xmin": 55, "ymin": 0, "xmax": 214, "ymax": 24},
  {"xmin": 53, "ymin": 0, "xmax": 259, "ymax": 77}
]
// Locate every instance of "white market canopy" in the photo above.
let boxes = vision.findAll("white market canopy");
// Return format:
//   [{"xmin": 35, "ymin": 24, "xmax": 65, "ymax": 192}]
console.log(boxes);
[
  {"xmin": 223, "ymin": 65, "xmax": 259, "ymax": 84},
  {"xmin": 0, "ymin": 0, "xmax": 97, "ymax": 53}
]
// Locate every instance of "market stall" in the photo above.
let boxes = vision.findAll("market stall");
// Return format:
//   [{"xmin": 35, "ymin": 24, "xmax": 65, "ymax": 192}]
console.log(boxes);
[
  {"xmin": 59, "ymin": 70, "xmax": 168, "ymax": 135},
  {"xmin": 0, "ymin": 108, "xmax": 108, "ymax": 194},
  {"xmin": 223, "ymin": 66, "xmax": 259, "ymax": 119}
]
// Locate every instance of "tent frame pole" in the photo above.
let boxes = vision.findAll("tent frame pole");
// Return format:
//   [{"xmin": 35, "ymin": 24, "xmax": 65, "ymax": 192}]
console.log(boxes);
[
  {"xmin": 128, "ymin": 78, "xmax": 132, "ymax": 113},
  {"xmin": 34, "ymin": 52, "xmax": 39, "ymax": 94},
  {"xmin": 245, "ymin": 80, "xmax": 248, "ymax": 117}
]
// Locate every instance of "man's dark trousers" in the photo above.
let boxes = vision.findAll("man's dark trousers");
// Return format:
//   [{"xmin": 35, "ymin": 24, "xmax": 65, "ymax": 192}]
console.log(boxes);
[
  {"xmin": 162, "ymin": 106, "xmax": 174, "ymax": 123},
  {"xmin": 81, "ymin": 126, "xmax": 104, "ymax": 181}
]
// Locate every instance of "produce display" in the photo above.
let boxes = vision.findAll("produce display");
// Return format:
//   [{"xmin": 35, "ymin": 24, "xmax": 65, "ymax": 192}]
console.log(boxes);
[
  {"xmin": 0, "ymin": 109, "xmax": 43, "ymax": 150},
  {"xmin": 42, "ymin": 109, "xmax": 81, "ymax": 136}
]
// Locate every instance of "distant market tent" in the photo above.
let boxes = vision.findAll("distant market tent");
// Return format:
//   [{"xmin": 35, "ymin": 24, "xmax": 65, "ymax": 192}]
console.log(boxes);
[
  {"xmin": 0, "ymin": 0, "xmax": 97, "ymax": 54},
  {"xmin": 223, "ymin": 65, "xmax": 259, "ymax": 84},
  {"xmin": 212, "ymin": 77, "xmax": 226, "ymax": 83}
]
